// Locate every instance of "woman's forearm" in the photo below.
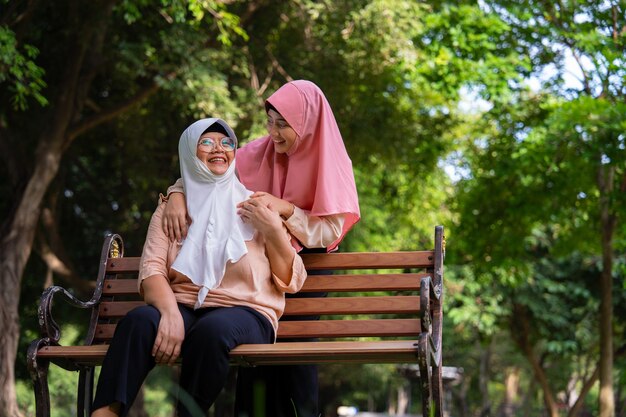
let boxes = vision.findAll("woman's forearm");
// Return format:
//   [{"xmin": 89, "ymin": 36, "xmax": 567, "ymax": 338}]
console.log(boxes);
[
  {"xmin": 141, "ymin": 274, "xmax": 179, "ymax": 314},
  {"xmin": 263, "ymin": 230, "xmax": 296, "ymax": 286}
]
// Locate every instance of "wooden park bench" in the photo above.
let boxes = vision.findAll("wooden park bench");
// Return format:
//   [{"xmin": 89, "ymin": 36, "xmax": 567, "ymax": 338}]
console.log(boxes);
[{"xmin": 27, "ymin": 226, "xmax": 445, "ymax": 417}]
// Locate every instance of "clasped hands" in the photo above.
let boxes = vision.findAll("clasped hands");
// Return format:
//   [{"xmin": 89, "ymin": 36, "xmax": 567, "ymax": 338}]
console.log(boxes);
[{"xmin": 237, "ymin": 192, "xmax": 293, "ymax": 235}]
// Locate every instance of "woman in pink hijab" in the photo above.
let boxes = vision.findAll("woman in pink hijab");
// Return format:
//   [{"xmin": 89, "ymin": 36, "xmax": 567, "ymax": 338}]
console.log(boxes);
[{"xmin": 161, "ymin": 80, "xmax": 360, "ymax": 417}]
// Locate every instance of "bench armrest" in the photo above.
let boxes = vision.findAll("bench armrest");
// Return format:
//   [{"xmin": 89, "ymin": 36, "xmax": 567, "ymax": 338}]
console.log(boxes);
[
  {"xmin": 37, "ymin": 233, "xmax": 125, "ymax": 345},
  {"xmin": 37, "ymin": 285, "xmax": 100, "ymax": 345}
]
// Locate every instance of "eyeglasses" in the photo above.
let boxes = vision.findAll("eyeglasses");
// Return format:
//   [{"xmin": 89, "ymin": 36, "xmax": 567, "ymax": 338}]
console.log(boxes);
[{"xmin": 197, "ymin": 137, "xmax": 236, "ymax": 152}]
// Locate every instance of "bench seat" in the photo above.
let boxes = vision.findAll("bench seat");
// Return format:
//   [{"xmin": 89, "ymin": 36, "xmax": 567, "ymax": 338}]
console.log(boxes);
[{"xmin": 37, "ymin": 340, "xmax": 422, "ymax": 367}]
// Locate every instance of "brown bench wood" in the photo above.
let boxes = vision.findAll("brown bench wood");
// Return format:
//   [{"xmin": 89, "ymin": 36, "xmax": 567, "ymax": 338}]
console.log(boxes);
[{"xmin": 28, "ymin": 226, "xmax": 445, "ymax": 417}]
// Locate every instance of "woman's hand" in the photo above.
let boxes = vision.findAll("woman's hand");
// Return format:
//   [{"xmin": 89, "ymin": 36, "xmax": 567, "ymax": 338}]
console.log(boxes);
[
  {"xmin": 238, "ymin": 197, "xmax": 284, "ymax": 236},
  {"xmin": 239, "ymin": 192, "xmax": 294, "ymax": 219},
  {"xmin": 162, "ymin": 193, "xmax": 191, "ymax": 242},
  {"xmin": 240, "ymin": 197, "xmax": 296, "ymax": 286},
  {"xmin": 152, "ymin": 308, "xmax": 185, "ymax": 366}
]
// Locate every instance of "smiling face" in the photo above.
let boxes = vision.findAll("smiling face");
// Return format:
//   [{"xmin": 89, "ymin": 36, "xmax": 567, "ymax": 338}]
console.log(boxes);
[
  {"xmin": 266, "ymin": 109, "xmax": 298, "ymax": 154},
  {"xmin": 196, "ymin": 132, "xmax": 235, "ymax": 175}
]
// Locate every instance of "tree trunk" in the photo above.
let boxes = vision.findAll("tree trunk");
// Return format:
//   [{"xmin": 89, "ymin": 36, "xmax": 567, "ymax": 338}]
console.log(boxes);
[
  {"xmin": 0, "ymin": 277, "xmax": 22, "ymax": 417},
  {"xmin": 568, "ymin": 367, "xmax": 599, "ymax": 417},
  {"xmin": 397, "ymin": 383, "xmax": 410, "ymax": 415},
  {"xmin": 511, "ymin": 305, "xmax": 559, "ymax": 417},
  {"xmin": 597, "ymin": 165, "xmax": 616, "ymax": 417},
  {"xmin": 520, "ymin": 379, "xmax": 537, "ymax": 417},
  {"xmin": 498, "ymin": 367, "xmax": 520, "ymax": 417},
  {"xmin": 0, "ymin": 146, "xmax": 65, "ymax": 417},
  {"xmin": 0, "ymin": 3, "xmax": 107, "ymax": 413}
]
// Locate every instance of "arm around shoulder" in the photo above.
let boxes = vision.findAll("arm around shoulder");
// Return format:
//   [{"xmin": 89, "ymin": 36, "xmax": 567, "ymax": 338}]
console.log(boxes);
[{"xmin": 161, "ymin": 178, "xmax": 190, "ymax": 242}]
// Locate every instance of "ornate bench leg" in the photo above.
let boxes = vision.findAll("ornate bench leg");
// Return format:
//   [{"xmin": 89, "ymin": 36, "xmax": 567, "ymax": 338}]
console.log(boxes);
[
  {"xmin": 417, "ymin": 333, "xmax": 432, "ymax": 417},
  {"xmin": 432, "ymin": 362, "xmax": 443, "ymax": 417},
  {"xmin": 27, "ymin": 341, "xmax": 51, "ymax": 417},
  {"xmin": 78, "ymin": 367, "xmax": 95, "ymax": 417}
]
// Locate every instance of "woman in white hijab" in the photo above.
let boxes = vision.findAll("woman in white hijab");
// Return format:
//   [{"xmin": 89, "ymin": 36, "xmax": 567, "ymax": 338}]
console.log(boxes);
[{"xmin": 91, "ymin": 118, "xmax": 307, "ymax": 417}]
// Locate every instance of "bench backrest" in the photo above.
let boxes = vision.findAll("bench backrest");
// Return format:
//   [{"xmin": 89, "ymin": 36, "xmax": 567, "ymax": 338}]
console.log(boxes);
[{"xmin": 85, "ymin": 231, "xmax": 444, "ymax": 346}]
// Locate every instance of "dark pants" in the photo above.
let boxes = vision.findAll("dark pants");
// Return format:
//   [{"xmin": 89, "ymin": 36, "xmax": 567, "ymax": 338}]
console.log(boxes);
[
  {"xmin": 234, "ymin": 247, "xmax": 329, "ymax": 417},
  {"xmin": 92, "ymin": 304, "xmax": 274, "ymax": 417}
]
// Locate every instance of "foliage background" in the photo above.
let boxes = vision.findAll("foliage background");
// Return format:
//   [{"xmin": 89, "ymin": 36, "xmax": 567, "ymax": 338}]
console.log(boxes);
[{"xmin": 1, "ymin": 1, "xmax": 625, "ymax": 416}]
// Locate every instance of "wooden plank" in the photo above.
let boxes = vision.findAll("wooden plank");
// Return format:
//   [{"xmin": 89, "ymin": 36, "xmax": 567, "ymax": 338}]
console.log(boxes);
[
  {"xmin": 38, "ymin": 340, "xmax": 420, "ymax": 366},
  {"xmin": 107, "ymin": 251, "xmax": 435, "ymax": 273},
  {"xmin": 98, "ymin": 301, "xmax": 144, "ymax": 318},
  {"xmin": 102, "ymin": 273, "xmax": 426, "ymax": 296},
  {"xmin": 39, "ymin": 345, "xmax": 108, "ymax": 361},
  {"xmin": 102, "ymin": 279, "xmax": 139, "ymax": 295},
  {"xmin": 283, "ymin": 296, "xmax": 420, "ymax": 315},
  {"xmin": 301, "ymin": 251, "xmax": 434, "ymax": 270},
  {"xmin": 277, "ymin": 319, "xmax": 421, "ymax": 338},
  {"xmin": 94, "ymin": 324, "xmax": 116, "ymax": 341},
  {"xmin": 94, "ymin": 318, "xmax": 421, "ymax": 341},
  {"xmin": 300, "ymin": 273, "xmax": 424, "ymax": 292},
  {"xmin": 231, "ymin": 340, "xmax": 421, "ymax": 365},
  {"xmin": 98, "ymin": 296, "xmax": 421, "ymax": 318},
  {"xmin": 106, "ymin": 257, "xmax": 140, "ymax": 273}
]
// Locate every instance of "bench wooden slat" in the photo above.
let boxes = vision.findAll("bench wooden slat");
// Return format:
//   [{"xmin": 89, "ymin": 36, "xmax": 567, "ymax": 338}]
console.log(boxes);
[
  {"xmin": 98, "ymin": 296, "xmax": 420, "ymax": 318},
  {"xmin": 276, "ymin": 319, "xmax": 421, "ymax": 338},
  {"xmin": 301, "ymin": 251, "xmax": 434, "ymax": 270},
  {"xmin": 98, "ymin": 301, "xmax": 143, "ymax": 318},
  {"xmin": 299, "ymin": 273, "xmax": 424, "ymax": 292},
  {"xmin": 94, "ymin": 318, "xmax": 422, "ymax": 341},
  {"xmin": 38, "ymin": 340, "xmax": 420, "ymax": 366},
  {"xmin": 283, "ymin": 296, "xmax": 419, "ymax": 315},
  {"xmin": 230, "ymin": 340, "xmax": 421, "ymax": 365},
  {"xmin": 105, "ymin": 251, "xmax": 435, "ymax": 273},
  {"xmin": 38, "ymin": 345, "xmax": 109, "ymax": 363},
  {"xmin": 102, "ymin": 273, "xmax": 426, "ymax": 296},
  {"xmin": 105, "ymin": 257, "xmax": 141, "ymax": 274},
  {"xmin": 102, "ymin": 279, "xmax": 138, "ymax": 295}
]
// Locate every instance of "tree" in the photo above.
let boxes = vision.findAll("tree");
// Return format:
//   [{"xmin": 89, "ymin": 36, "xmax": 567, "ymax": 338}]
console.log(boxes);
[
  {"xmin": 482, "ymin": 2, "xmax": 626, "ymax": 415},
  {"xmin": 449, "ymin": 1, "xmax": 626, "ymax": 415},
  {"xmin": 453, "ymin": 62, "xmax": 626, "ymax": 417},
  {"xmin": 0, "ymin": 2, "xmax": 249, "ymax": 415}
]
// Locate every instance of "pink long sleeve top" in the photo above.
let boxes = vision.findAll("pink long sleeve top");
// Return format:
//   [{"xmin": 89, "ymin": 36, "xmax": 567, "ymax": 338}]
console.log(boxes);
[{"xmin": 138, "ymin": 203, "xmax": 308, "ymax": 334}]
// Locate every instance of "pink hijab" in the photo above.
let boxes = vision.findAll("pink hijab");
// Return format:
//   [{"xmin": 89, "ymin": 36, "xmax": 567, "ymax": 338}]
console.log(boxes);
[{"xmin": 236, "ymin": 80, "xmax": 360, "ymax": 252}]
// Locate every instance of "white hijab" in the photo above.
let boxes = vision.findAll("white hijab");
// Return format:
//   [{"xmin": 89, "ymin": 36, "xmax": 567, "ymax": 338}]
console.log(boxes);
[{"xmin": 171, "ymin": 118, "xmax": 255, "ymax": 308}]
